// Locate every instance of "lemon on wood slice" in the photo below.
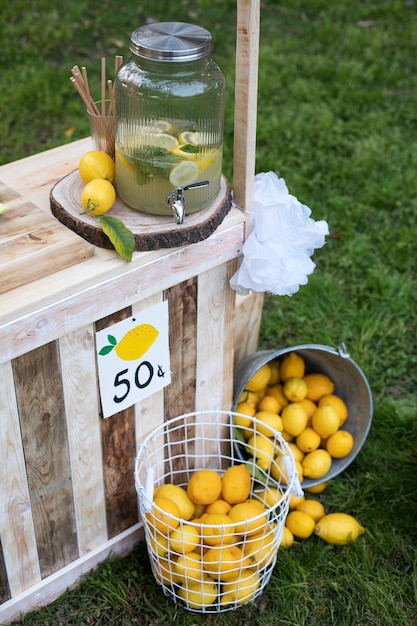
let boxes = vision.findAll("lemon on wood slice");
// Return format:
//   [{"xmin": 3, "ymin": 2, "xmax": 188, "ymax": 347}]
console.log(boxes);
[
  {"xmin": 79, "ymin": 150, "xmax": 115, "ymax": 184},
  {"xmin": 81, "ymin": 179, "xmax": 116, "ymax": 216},
  {"xmin": 169, "ymin": 160, "xmax": 199, "ymax": 187}
]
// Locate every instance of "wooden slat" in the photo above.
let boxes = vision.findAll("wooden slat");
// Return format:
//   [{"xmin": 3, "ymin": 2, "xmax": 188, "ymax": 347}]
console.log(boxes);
[
  {"xmin": 0, "ymin": 543, "xmax": 10, "ymax": 604},
  {"xmin": 59, "ymin": 326, "xmax": 107, "ymax": 554},
  {"xmin": 163, "ymin": 278, "xmax": 198, "ymax": 481},
  {"xmin": 0, "ymin": 361, "xmax": 41, "ymax": 596},
  {"xmin": 132, "ymin": 296, "xmax": 165, "ymax": 496},
  {"xmin": 95, "ymin": 308, "xmax": 138, "ymax": 538},
  {"xmin": 12, "ymin": 342, "xmax": 78, "ymax": 578},
  {"xmin": 0, "ymin": 217, "xmax": 244, "ymax": 366}
]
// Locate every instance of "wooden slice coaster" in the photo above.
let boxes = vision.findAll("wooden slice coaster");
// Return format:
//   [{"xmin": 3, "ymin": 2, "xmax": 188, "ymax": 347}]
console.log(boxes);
[{"xmin": 50, "ymin": 170, "xmax": 232, "ymax": 252}]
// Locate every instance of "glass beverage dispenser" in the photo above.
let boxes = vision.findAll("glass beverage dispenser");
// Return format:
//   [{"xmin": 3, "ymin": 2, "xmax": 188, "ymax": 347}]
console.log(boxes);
[{"xmin": 114, "ymin": 22, "xmax": 226, "ymax": 223}]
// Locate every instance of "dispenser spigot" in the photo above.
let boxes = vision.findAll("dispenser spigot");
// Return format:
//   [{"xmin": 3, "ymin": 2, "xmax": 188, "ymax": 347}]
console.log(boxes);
[{"xmin": 166, "ymin": 180, "xmax": 209, "ymax": 224}]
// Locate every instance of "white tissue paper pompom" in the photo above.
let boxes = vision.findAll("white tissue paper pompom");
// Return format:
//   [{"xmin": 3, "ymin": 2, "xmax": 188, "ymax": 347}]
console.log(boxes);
[{"xmin": 230, "ymin": 171, "xmax": 329, "ymax": 296}]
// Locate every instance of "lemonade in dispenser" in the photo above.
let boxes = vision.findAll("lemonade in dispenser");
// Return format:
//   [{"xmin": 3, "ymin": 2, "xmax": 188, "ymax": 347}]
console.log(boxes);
[{"xmin": 114, "ymin": 22, "xmax": 226, "ymax": 222}]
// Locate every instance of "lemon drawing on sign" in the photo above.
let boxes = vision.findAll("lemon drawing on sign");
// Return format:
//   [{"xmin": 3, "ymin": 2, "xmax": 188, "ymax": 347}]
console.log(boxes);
[{"xmin": 99, "ymin": 323, "xmax": 159, "ymax": 360}]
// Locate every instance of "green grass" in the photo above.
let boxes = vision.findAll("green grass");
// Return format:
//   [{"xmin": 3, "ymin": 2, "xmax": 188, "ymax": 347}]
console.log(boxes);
[{"xmin": 3, "ymin": 0, "xmax": 417, "ymax": 624}]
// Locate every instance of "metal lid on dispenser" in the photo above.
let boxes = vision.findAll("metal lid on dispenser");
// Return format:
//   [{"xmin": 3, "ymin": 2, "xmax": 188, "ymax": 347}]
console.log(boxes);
[{"xmin": 129, "ymin": 22, "xmax": 214, "ymax": 62}]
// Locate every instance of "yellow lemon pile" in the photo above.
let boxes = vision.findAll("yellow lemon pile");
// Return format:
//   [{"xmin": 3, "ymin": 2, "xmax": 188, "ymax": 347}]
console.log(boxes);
[
  {"xmin": 79, "ymin": 150, "xmax": 116, "ymax": 215},
  {"xmin": 146, "ymin": 464, "xmax": 279, "ymax": 610},
  {"xmin": 235, "ymin": 352, "xmax": 354, "ymax": 483},
  {"xmin": 280, "ymin": 486, "xmax": 365, "ymax": 548}
]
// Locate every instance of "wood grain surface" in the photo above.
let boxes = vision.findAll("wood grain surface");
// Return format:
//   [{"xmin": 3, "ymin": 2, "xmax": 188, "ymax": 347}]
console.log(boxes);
[{"xmin": 0, "ymin": 180, "xmax": 93, "ymax": 294}]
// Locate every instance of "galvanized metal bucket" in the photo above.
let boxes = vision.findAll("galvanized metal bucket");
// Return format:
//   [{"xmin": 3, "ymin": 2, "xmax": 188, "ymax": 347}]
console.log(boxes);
[{"xmin": 233, "ymin": 344, "xmax": 373, "ymax": 488}]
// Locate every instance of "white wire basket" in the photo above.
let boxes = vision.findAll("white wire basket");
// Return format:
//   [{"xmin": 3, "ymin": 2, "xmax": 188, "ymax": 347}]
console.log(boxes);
[{"xmin": 135, "ymin": 410, "xmax": 301, "ymax": 613}]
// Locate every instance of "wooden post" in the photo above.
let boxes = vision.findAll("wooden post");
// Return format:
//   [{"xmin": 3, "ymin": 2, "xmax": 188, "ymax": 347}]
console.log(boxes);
[{"xmin": 233, "ymin": 0, "xmax": 265, "ymax": 363}]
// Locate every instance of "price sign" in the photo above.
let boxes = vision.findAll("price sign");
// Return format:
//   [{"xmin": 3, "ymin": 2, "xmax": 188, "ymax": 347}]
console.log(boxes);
[{"xmin": 96, "ymin": 301, "xmax": 170, "ymax": 418}]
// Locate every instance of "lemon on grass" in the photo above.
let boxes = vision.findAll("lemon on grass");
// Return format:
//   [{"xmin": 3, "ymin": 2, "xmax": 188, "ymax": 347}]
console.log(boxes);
[
  {"xmin": 311, "ymin": 404, "xmax": 340, "ymax": 438},
  {"xmin": 81, "ymin": 179, "xmax": 116, "ymax": 216},
  {"xmin": 314, "ymin": 512, "xmax": 365, "ymax": 545},
  {"xmin": 187, "ymin": 469, "xmax": 222, "ymax": 506},
  {"xmin": 304, "ymin": 481, "xmax": 329, "ymax": 494},
  {"xmin": 285, "ymin": 510, "xmax": 315, "ymax": 539},
  {"xmin": 302, "ymin": 449, "xmax": 332, "ymax": 479},
  {"xmin": 295, "ymin": 498, "xmax": 326, "ymax": 522},
  {"xmin": 245, "ymin": 363, "xmax": 271, "ymax": 392},
  {"xmin": 168, "ymin": 160, "xmax": 199, "ymax": 187},
  {"xmin": 325, "ymin": 430, "xmax": 354, "ymax": 458},
  {"xmin": 79, "ymin": 150, "xmax": 115, "ymax": 184}
]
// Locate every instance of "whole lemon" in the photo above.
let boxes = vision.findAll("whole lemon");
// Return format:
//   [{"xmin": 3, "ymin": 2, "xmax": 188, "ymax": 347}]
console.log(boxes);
[
  {"xmin": 285, "ymin": 510, "xmax": 315, "ymax": 539},
  {"xmin": 303, "ymin": 373, "xmax": 335, "ymax": 401},
  {"xmin": 318, "ymin": 394, "xmax": 349, "ymax": 426},
  {"xmin": 155, "ymin": 484, "xmax": 195, "ymax": 520},
  {"xmin": 311, "ymin": 404, "xmax": 340, "ymax": 438},
  {"xmin": 81, "ymin": 178, "xmax": 116, "ymax": 216},
  {"xmin": 220, "ymin": 569, "xmax": 261, "ymax": 605},
  {"xmin": 245, "ymin": 364, "xmax": 271, "ymax": 392},
  {"xmin": 201, "ymin": 513, "xmax": 235, "ymax": 546},
  {"xmin": 203, "ymin": 544, "xmax": 251, "ymax": 581},
  {"xmin": 326, "ymin": 430, "xmax": 354, "ymax": 458},
  {"xmin": 280, "ymin": 525, "xmax": 294, "ymax": 548},
  {"xmin": 281, "ymin": 403, "xmax": 308, "ymax": 437},
  {"xmin": 79, "ymin": 150, "xmax": 115, "ymax": 184},
  {"xmin": 295, "ymin": 498, "xmax": 326, "ymax": 522},
  {"xmin": 314, "ymin": 512, "xmax": 365, "ymax": 545},
  {"xmin": 280, "ymin": 352, "xmax": 306, "ymax": 381},
  {"xmin": 302, "ymin": 449, "xmax": 332, "ymax": 479},
  {"xmin": 178, "ymin": 578, "xmax": 218, "ymax": 609},
  {"xmin": 221, "ymin": 464, "xmax": 251, "ymax": 505},
  {"xmin": 296, "ymin": 427, "xmax": 321, "ymax": 453},
  {"xmin": 283, "ymin": 377, "xmax": 308, "ymax": 402},
  {"xmin": 187, "ymin": 469, "xmax": 222, "ymax": 505}
]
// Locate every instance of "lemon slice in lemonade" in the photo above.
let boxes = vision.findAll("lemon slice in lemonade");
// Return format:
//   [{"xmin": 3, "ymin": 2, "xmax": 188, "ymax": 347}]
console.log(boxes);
[
  {"xmin": 169, "ymin": 161, "xmax": 199, "ymax": 187},
  {"xmin": 171, "ymin": 144, "xmax": 199, "ymax": 159},
  {"xmin": 148, "ymin": 133, "xmax": 179, "ymax": 150},
  {"xmin": 178, "ymin": 131, "xmax": 200, "ymax": 146},
  {"xmin": 154, "ymin": 120, "xmax": 175, "ymax": 134}
]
